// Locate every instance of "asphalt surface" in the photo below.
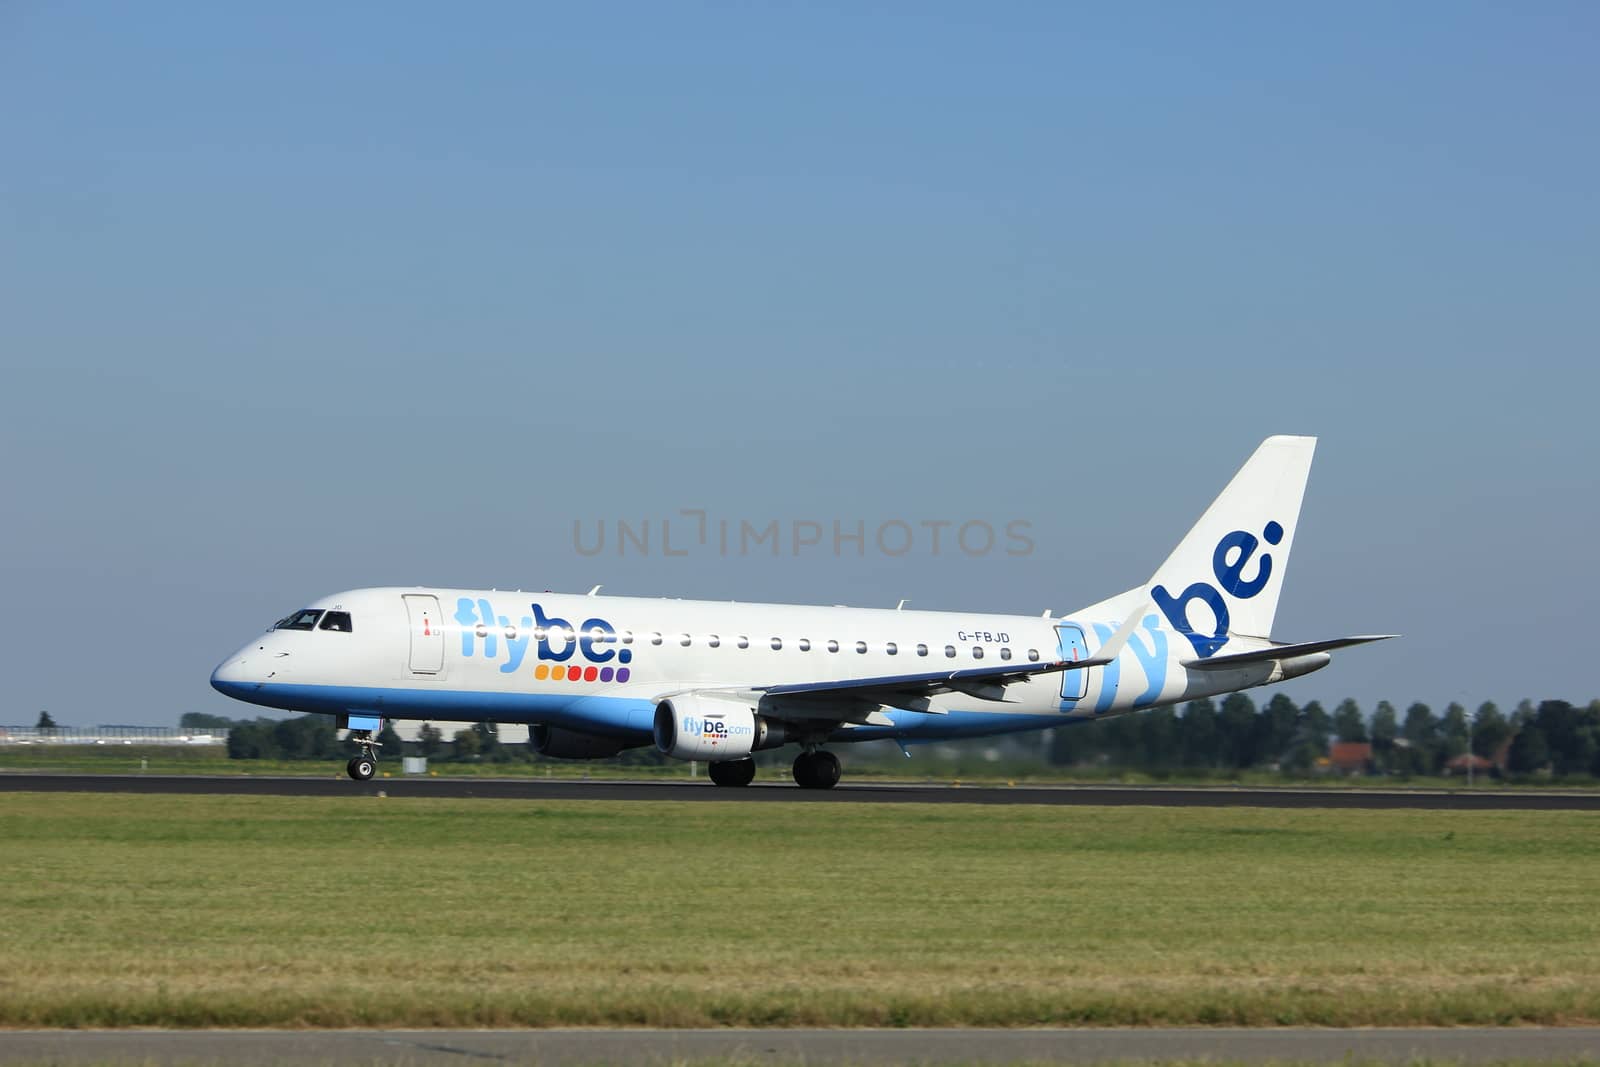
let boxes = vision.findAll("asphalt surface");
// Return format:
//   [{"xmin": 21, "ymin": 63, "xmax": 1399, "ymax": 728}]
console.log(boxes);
[
  {"xmin": 3, "ymin": 772, "xmax": 1600, "ymax": 808},
  {"xmin": 1, "ymin": 1028, "xmax": 1598, "ymax": 1065}
]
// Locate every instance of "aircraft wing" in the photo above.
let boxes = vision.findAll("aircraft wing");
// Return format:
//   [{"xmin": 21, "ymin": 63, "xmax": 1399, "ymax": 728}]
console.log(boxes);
[
  {"xmin": 663, "ymin": 656, "xmax": 1113, "ymax": 724},
  {"xmin": 763, "ymin": 657, "xmax": 1107, "ymax": 701}
]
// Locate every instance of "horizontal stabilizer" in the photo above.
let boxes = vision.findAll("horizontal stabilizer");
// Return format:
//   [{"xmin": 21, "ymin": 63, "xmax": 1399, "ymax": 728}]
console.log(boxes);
[{"xmin": 1182, "ymin": 635, "xmax": 1398, "ymax": 670}]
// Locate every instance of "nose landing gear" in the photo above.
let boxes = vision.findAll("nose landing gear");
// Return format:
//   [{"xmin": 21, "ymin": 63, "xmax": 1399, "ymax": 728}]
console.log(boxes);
[
  {"xmin": 346, "ymin": 732, "xmax": 380, "ymax": 781},
  {"xmin": 792, "ymin": 749, "xmax": 841, "ymax": 790}
]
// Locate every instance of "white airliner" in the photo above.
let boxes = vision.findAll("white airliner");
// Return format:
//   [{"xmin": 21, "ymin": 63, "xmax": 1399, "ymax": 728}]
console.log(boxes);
[{"xmin": 211, "ymin": 436, "xmax": 1393, "ymax": 788}]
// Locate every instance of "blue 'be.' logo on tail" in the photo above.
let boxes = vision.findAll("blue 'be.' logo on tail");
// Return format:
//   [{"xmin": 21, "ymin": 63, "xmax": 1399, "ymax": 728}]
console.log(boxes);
[{"xmin": 1152, "ymin": 521, "xmax": 1283, "ymax": 659}]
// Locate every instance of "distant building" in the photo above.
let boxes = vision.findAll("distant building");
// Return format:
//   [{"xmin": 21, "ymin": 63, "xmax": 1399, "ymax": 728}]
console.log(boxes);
[
  {"xmin": 1328, "ymin": 741, "xmax": 1373, "ymax": 774},
  {"xmin": 0, "ymin": 725, "xmax": 227, "ymax": 746},
  {"xmin": 1443, "ymin": 753, "xmax": 1496, "ymax": 776}
]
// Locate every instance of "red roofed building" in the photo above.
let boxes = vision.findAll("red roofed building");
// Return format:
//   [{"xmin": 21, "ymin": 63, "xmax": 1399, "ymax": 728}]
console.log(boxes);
[
  {"xmin": 1444, "ymin": 753, "xmax": 1496, "ymax": 777},
  {"xmin": 1329, "ymin": 741, "xmax": 1374, "ymax": 774}
]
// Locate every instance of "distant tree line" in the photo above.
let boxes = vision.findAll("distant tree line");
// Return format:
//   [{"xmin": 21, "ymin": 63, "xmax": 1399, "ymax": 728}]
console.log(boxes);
[
  {"xmin": 184, "ymin": 712, "xmax": 664, "ymax": 766},
  {"xmin": 404, "ymin": 721, "xmax": 657, "ymax": 765},
  {"xmin": 1047, "ymin": 696, "xmax": 1600, "ymax": 779},
  {"xmin": 187, "ymin": 699, "xmax": 1600, "ymax": 779}
]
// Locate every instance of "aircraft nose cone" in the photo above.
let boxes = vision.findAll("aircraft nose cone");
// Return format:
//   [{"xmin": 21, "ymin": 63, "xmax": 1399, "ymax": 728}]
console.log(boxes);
[{"xmin": 210, "ymin": 656, "xmax": 256, "ymax": 697}]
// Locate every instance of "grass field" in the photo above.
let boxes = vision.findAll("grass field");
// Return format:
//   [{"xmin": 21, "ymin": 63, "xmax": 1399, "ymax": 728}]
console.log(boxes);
[{"xmin": 0, "ymin": 792, "xmax": 1597, "ymax": 1029}]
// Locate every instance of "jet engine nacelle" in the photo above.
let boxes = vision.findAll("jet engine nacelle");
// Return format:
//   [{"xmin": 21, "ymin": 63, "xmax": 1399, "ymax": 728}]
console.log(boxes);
[
  {"xmin": 653, "ymin": 695, "xmax": 791, "ymax": 762},
  {"xmin": 529, "ymin": 724, "xmax": 630, "ymax": 760}
]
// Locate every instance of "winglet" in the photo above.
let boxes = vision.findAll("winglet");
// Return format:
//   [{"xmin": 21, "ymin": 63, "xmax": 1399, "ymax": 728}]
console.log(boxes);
[{"xmin": 1093, "ymin": 603, "xmax": 1151, "ymax": 663}]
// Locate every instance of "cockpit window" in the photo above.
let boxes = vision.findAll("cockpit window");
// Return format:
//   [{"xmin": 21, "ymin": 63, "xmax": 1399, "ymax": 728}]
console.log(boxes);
[
  {"xmin": 274, "ymin": 609, "xmax": 323, "ymax": 631},
  {"xmin": 319, "ymin": 611, "xmax": 353, "ymax": 633}
]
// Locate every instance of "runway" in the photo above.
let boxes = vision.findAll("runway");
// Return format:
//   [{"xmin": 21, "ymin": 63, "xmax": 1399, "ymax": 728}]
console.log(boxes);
[
  {"xmin": 2, "ymin": 1028, "xmax": 1598, "ymax": 1065},
  {"xmin": 3, "ymin": 772, "xmax": 1599, "ymax": 808}
]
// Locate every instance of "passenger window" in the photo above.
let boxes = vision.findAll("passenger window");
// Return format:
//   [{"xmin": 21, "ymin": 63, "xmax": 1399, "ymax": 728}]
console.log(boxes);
[
  {"xmin": 916, "ymin": 644, "xmax": 929, "ymax": 656},
  {"xmin": 827, "ymin": 640, "xmax": 839, "ymax": 653},
  {"xmin": 972, "ymin": 647, "xmax": 984, "ymax": 659},
  {"xmin": 274, "ymin": 609, "xmax": 323, "ymax": 631},
  {"xmin": 651, "ymin": 633, "xmax": 663, "ymax": 646},
  {"xmin": 679, "ymin": 634, "xmax": 692, "ymax": 647},
  {"xmin": 770, "ymin": 637, "xmax": 783, "ymax": 650},
  {"xmin": 944, "ymin": 645, "xmax": 957, "ymax": 658},
  {"xmin": 886, "ymin": 642, "xmax": 898, "ymax": 655},
  {"xmin": 799, "ymin": 638, "xmax": 811, "ymax": 651},
  {"xmin": 737, "ymin": 636, "xmax": 749, "ymax": 649},
  {"xmin": 319, "ymin": 611, "xmax": 353, "ymax": 633},
  {"xmin": 999, "ymin": 647, "xmax": 1011, "ymax": 661},
  {"xmin": 621, "ymin": 631, "xmax": 633, "ymax": 644},
  {"xmin": 1028, "ymin": 649, "xmax": 1040, "ymax": 661},
  {"xmin": 708, "ymin": 635, "xmax": 721, "ymax": 648},
  {"xmin": 855, "ymin": 641, "xmax": 867, "ymax": 654}
]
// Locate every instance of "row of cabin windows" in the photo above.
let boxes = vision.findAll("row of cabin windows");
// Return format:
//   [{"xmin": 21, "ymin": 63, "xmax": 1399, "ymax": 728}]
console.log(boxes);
[
  {"xmin": 275, "ymin": 611, "xmax": 1040, "ymax": 663},
  {"xmin": 559, "ymin": 627, "xmax": 1040, "ymax": 662}
]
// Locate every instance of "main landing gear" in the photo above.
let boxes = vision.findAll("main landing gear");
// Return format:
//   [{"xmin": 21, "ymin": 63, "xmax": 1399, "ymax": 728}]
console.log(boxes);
[
  {"xmin": 704, "ymin": 751, "xmax": 843, "ymax": 789},
  {"xmin": 708, "ymin": 757, "xmax": 756, "ymax": 787},
  {"xmin": 792, "ymin": 749, "xmax": 841, "ymax": 790},
  {"xmin": 346, "ymin": 732, "xmax": 379, "ymax": 781}
]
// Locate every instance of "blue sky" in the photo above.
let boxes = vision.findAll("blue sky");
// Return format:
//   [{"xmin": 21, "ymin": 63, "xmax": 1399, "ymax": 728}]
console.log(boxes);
[{"xmin": 2, "ymin": 2, "xmax": 1595, "ymax": 725}]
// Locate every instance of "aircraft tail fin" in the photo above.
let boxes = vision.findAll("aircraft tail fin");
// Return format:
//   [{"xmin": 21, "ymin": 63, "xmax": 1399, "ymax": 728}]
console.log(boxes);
[{"xmin": 1143, "ymin": 435, "xmax": 1316, "ymax": 658}]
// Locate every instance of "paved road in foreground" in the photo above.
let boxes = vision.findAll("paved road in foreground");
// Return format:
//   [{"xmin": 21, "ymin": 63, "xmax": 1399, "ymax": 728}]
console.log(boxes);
[
  {"xmin": 2, "ymin": 772, "xmax": 1599, "ymax": 808},
  {"xmin": 1, "ymin": 1028, "xmax": 1598, "ymax": 1065}
]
